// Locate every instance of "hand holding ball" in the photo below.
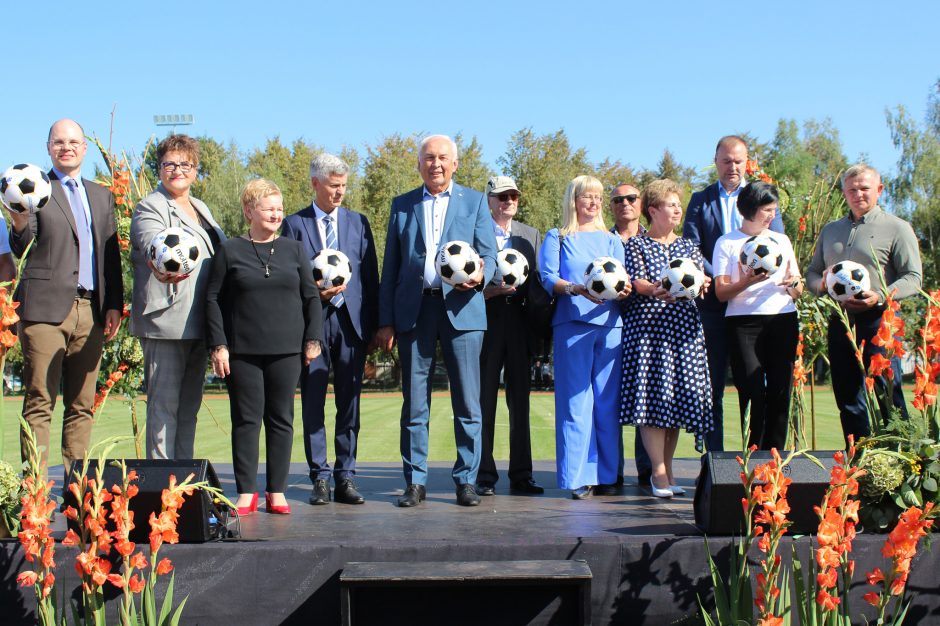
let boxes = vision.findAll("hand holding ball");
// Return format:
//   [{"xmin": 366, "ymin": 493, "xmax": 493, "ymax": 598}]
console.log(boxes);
[
  {"xmin": 660, "ymin": 258, "xmax": 705, "ymax": 301},
  {"xmin": 149, "ymin": 227, "xmax": 202, "ymax": 276},
  {"xmin": 312, "ymin": 248, "xmax": 352, "ymax": 289},
  {"xmin": 494, "ymin": 249, "xmax": 529, "ymax": 287},
  {"xmin": 739, "ymin": 235, "xmax": 783, "ymax": 276},
  {"xmin": 826, "ymin": 261, "xmax": 871, "ymax": 302},
  {"xmin": 435, "ymin": 241, "xmax": 481, "ymax": 286},
  {"xmin": 1, "ymin": 163, "xmax": 52, "ymax": 213},
  {"xmin": 583, "ymin": 257, "xmax": 629, "ymax": 300}
]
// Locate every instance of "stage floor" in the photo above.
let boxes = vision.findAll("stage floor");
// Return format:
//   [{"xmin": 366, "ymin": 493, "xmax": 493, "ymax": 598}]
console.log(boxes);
[{"xmin": 3, "ymin": 460, "xmax": 934, "ymax": 625}]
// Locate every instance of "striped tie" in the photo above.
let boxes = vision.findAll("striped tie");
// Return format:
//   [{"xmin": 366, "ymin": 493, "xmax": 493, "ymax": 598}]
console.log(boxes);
[{"xmin": 324, "ymin": 215, "xmax": 345, "ymax": 308}]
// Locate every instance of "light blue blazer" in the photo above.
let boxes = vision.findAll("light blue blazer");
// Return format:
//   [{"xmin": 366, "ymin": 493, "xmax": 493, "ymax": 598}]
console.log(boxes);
[{"xmin": 378, "ymin": 183, "xmax": 497, "ymax": 333}]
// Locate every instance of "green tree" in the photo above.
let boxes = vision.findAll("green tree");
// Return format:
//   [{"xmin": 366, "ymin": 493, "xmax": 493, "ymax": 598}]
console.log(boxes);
[
  {"xmin": 190, "ymin": 139, "xmax": 249, "ymax": 237},
  {"xmin": 246, "ymin": 137, "xmax": 322, "ymax": 215},
  {"xmin": 497, "ymin": 128, "xmax": 592, "ymax": 234},
  {"xmin": 361, "ymin": 133, "xmax": 423, "ymax": 269},
  {"xmin": 452, "ymin": 133, "xmax": 492, "ymax": 192},
  {"xmin": 886, "ymin": 79, "xmax": 940, "ymax": 285}
]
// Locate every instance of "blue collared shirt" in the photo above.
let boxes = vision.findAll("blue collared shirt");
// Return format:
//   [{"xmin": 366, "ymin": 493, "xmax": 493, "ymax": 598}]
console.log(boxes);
[
  {"xmin": 312, "ymin": 201, "xmax": 340, "ymax": 250},
  {"xmin": 53, "ymin": 167, "xmax": 96, "ymax": 289},
  {"xmin": 718, "ymin": 181, "xmax": 746, "ymax": 235},
  {"xmin": 422, "ymin": 181, "xmax": 453, "ymax": 288}
]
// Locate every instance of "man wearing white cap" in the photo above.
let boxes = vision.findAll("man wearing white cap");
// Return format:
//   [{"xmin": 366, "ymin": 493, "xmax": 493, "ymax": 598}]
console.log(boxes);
[{"xmin": 475, "ymin": 176, "xmax": 548, "ymax": 496}]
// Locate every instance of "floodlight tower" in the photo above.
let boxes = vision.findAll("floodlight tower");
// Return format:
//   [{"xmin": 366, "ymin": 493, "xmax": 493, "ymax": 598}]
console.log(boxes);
[{"xmin": 153, "ymin": 114, "xmax": 195, "ymax": 134}]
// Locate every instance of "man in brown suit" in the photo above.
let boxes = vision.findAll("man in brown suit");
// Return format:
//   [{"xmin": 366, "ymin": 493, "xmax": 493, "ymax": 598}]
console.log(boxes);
[{"xmin": 5, "ymin": 119, "xmax": 124, "ymax": 471}]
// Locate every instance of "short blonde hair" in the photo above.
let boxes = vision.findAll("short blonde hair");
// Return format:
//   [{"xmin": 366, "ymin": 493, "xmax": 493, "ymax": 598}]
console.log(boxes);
[
  {"xmin": 560, "ymin": 175, "xmax": 605, "ymax": 236},
  {"xmin": 240, "ymin": 178, "xmax": 282, "ymax": 211},
  {"xmin": 841, "ymin": 164, "xmax": 880, "ymax": 187},
  {"xmin": 640, "ymin": 179, "xmax": 682, "ymax": 221}
]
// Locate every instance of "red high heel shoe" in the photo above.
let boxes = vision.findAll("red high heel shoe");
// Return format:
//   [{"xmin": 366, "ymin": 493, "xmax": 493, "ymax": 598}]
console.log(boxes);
[
  {"xmin": 265, "ymin": 492, "xmax": 291, "ymax": 515},
  {"xmin": 236, "ymin": 492, "xmax": 258, "ymax": 516}
]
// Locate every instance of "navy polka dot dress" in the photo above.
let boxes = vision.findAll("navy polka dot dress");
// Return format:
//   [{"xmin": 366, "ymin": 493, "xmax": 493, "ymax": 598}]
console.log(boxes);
[{"xmin": 620, "ymin": 236, "xmax": 713, "ymax": 437}]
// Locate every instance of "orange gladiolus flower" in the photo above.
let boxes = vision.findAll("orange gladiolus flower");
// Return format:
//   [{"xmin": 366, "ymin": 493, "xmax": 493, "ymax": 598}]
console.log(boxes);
[
  {"xmin": 155, "ymin": 558, "xmax": 173, "ymax": 575},
  {"xmin": 868, "ymin": 353, "xmax": 893, "ymax": 379},
  {"xmin": 863, "ymin": 591, "xmax": 880, "ymax": 606},
  {"xmin": 17, "ymin": 570, "xmax": 39, "ymax": 587},
  {"xmin": 816, "ymin": 590, "xmax": 840, "ymax": 611},
  {"xmin": 128, "ymin": 575, "xmax": 145, "ymax": 593}
]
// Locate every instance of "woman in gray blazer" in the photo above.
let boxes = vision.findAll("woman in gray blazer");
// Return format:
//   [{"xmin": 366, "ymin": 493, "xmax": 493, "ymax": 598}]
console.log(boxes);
[{"xmin": 130, "ymin": 134, "xmax": 225, "ymax": 459}]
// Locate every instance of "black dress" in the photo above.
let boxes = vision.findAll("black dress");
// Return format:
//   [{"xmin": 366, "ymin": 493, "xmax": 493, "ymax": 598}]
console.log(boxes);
[{"xmin": 619, "ymin": 235, "xmax": 713, "ymax": 437}]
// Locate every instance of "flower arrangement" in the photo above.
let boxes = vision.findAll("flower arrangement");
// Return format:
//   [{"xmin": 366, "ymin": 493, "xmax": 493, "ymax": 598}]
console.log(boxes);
[
  {"xmin": 0, "ymin": 458, "xmax": 23, "ymax": 536},
  {"xmin": 16, "ymin": 420, "xmax": 230, "ymax": 625},
  {"xmin": 701, "ymin": 441, "xmax": 934, "ymax": 625}
]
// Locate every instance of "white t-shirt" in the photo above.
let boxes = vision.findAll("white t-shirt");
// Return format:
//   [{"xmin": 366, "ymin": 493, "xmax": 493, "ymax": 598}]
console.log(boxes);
[{"xmin": 713, "ymin": 230, "xmax": 799, "ymax": 317}]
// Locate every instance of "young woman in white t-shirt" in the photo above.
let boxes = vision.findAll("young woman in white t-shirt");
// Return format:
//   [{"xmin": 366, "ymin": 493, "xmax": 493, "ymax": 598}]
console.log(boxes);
[{"xmin": 712, "ymin": 182, "xmax": 803, "ymax": 450}]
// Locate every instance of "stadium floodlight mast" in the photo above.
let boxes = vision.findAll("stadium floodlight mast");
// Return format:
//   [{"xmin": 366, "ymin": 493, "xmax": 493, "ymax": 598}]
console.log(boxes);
[{"xmin": 153, "ymin": 114, "xmax": 194, "ymax": 134}]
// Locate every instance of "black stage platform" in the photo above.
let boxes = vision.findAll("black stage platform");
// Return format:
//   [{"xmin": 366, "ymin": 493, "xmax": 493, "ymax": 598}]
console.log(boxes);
[{"xmin": 3, "ymin": 460, "xmax": 939, "ymax": 625}]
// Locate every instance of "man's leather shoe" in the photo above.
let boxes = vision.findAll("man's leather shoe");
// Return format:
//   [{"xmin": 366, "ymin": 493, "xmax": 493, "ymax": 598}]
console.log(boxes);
[
  {"xmin": 456, "ymin": 484, "xmax": 481, "ymax": 507},
  {"xmin": 334, "ymin": 479, "xmax": 365, "ymax": 504},
  {"xmin": 509, "ymin": 478, "xmax": 544, "ymax": 495},
  {"xmin": 571, "ymin": 485, "xmax": 594, "ymax": 500},
  {"xmin": 475, "ymin": 481, "xmax": 496, "ymax": 496},
  {"xmin": 398, "ymin": 484, "xmax": 426, "ymax": 507},
  {"xmin": 594, "ymin": 483, "xmax": 622, "ymax": 496},
  {"xmin": 308, "ymin": 479, "xmax": 330, "ymax": 505},
  {"xmin": 637, "ymin": 471, "xmax": 652, "ymax": 487}
]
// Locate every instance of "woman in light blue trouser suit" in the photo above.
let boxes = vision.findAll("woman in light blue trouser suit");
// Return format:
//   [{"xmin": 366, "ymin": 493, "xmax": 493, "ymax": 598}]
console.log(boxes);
[{"xmin": 539, "ymin": 175, "xmax": 630, "ymax": 499}]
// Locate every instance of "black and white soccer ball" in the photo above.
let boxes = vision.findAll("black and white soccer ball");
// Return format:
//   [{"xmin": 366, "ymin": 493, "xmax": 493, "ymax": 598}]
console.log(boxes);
[
  {"xmin": 0, "ymin": 163, "xmax": 52, "ymax": 213},
  {"xmin": 435, "ymin": 240, "xmax": 481, "ymax": 286},
  {"xmin": 148, "ymin": 227, "xmax": 201, "ymax": 275},
  {"xmin": 494, "ymin": 249, "xmax": 529, "ymax": 287},
  {"xmin": 826, "ymin": 260, "xmax": 871, "ymax": 302},
  {"xmin": 583, "ymin": 256, "xmax": 629, "ymax": 300},
  {"xmin": 661, "ymin": 257, "xmax": 705, "ymax": 301},
  {"xmin": 312, "ymin": 248, "xmax": 352, "ymax": 289},
  {"xmin": 738, "ymin": 235, "xmax": 784, "ymax": 276}
]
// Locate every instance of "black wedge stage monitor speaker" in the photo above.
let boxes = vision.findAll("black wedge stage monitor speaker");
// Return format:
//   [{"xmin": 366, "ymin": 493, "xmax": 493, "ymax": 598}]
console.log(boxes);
[
  {"xmin": 693, "ymin": 451, "xmax": 839, "ymax": 535},
  {"xmin": 65, "ymin": 459, "xmax": 228, "ymax": 543}
]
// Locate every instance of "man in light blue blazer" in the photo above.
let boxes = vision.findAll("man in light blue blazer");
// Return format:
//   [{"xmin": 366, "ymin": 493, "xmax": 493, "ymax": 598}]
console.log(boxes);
[
  {"xmin": 281, "ymin": 153, "xmax": 379, "ymax": 506},
  {"xmin": 683, "ymin": 135, "xmax": 784, "ymax": 453},
  {"xmin": 376, "ymin": 135, "xmax": 497, "ymax": 507}
]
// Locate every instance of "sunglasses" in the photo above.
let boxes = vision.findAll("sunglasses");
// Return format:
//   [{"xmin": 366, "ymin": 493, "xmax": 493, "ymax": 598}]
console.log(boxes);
[
  {"xmin": 612, "ymin": 194, "xmax": 639, "ymax": 205},
  {"xmin": 494, "ymin": 192, "xmax": 520, "ymax": 202}
]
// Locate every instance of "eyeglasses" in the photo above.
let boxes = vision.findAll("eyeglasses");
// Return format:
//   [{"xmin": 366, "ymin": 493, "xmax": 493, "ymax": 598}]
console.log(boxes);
[
  {"xmin": 611, "ymin": 194, "xmax": 639, "ymax": 205},
  {"xmin": 577, "ymin": 194, "xmax": 603, "ymax": 202},
  {"xmin": 494, "ymin": 192, "xmax": 519, "ymax": 202},
  {"xmin": 161, "ymin": 161, "xmax": 195, "ymax": 173},
  {"xmin": 48, "ymin": 139, "xmax": 85, "ymax": 150}
]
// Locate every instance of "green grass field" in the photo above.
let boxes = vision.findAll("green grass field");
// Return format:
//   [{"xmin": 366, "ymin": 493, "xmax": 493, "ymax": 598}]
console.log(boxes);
[{"xmin": 0, "ymin": 386, "xmax": 857, "ymax": 468}]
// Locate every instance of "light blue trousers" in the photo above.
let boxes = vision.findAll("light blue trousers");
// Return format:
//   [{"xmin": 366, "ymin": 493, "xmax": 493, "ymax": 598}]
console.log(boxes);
[{"xmin": 552, "ymin": 321, "xmax": 623, "ymax": 490}]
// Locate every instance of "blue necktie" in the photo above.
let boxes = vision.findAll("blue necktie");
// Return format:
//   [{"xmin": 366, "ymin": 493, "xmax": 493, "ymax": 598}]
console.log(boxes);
[
  {"xmin": 65, "ymin": 179, "xmax": 94, "ymax": 290},
  {"xmin": 323, "ymin": 215, "xmax": 344, "ymax": 308}
]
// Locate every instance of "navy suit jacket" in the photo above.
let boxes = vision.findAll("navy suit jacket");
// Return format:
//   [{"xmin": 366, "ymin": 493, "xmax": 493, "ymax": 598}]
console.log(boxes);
[
  {"xmin": 281, "ymin": 205, "xmax": 379, "ymax": 342},
  {"xmin": 379, "ymin": 183, "xmax": 497, "ymax": 333},
  {"xmin": 683, "ymin": 181, "xmax": 784, "ymax": 313}
]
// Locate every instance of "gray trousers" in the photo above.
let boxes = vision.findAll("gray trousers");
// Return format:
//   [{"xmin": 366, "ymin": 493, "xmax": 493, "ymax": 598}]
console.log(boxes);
[{"xmin": 141, "ymin": 338, "xmax": 207, "ymax": 459}]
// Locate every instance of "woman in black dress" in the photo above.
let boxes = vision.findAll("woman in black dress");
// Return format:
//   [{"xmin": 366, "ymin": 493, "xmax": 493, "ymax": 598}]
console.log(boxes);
[
  {"xmin": 206, "ymin": 179, "xmax": 323, "ymax": 515},
  {"xmin": 620, "ymin": 179, "xmax": 713, "ymax": 498}
]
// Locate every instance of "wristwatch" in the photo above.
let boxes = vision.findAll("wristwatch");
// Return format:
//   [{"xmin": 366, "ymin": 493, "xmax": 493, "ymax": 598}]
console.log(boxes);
[{"xmin": 564, "ymin": 282, "xmax": 574, "ymax": 296}]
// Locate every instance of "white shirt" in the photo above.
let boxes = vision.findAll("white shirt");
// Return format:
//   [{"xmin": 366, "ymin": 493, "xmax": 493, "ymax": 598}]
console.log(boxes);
[
  {"xmin": 422, "ymin": 181, "xmax": 453, "ymax": 288},
  {"xmin": 493, "ymin": 220, "xmax": 512, "ymax": 251},
  {"xmin": 718, "ymin": 181, "xmax": 746, "ymax": 235},
  {"xmin": 712, "ymin": 229, "xmax": 799, "ymax": 316},
  {"xmin": 313, "ymin": 202, "xmax": 340, "ymax": 250}
]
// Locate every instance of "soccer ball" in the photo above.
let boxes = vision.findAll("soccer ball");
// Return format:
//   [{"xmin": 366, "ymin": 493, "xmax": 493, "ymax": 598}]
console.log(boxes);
[
  {"xmin": 661, "ymin": 257, "xmax": 705, "ymax": 301},
  {"xmin": 436, "ymin": 240, "xmax": 481, "ymax": 286},
  {"xmin": 826, "ymin": 260, "xmax": 871, "ymax": 302},
  {"xmin": 1, "ymin": 163, "xmax": 52, "ymax": 213},
  {"xmin": 494, "ymin": 249, "xmax": 529, "ymax": 287},
  {"xmin": 738, "ymin": 235, "xmax": 784, "ymax": 276},
  {"xmin": 312, "ymin": 248, "xmax": 352, "ymax": 289},
  {"xmin": 148, "ymin": 227, "xmax": 201, "ymax": 275},
  {"xmin": 583, "ymin": 256, "xmax": 629, "ymax": 300}
]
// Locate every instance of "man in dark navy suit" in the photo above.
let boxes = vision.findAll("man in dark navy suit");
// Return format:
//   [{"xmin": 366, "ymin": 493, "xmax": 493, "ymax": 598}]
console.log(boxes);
[
  {"xmin": 282, "ymin": 153, "xmax": 379, "ymax": 505},
  {"xmin": 683, "ymin": 136, "xmax": 784, "ymax": 452}
]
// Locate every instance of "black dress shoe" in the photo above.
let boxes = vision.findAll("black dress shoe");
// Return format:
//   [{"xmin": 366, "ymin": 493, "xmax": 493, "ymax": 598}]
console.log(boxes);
[
  {"xmin": 475, "ymin": 481, "xmax": 496, "ymax": 496},
  {"xmin": 398, "ymin": 484, "xmax": 426, "ymax": 507},
  {"xmin": 509, "ymin": 478, "xmax": 544, "ymax": 495},
  {"xmin": 334, "ymin": 478, "xmax": 365, "ymax": 504},
  {"xmin": 571, "ymin": 485, "xmax": 594, "ymax": 500},
  {"xmin": 456, "ymin": 484, "xmax": 481, "ymax": 507},
  {"xmin": 637, "ymin": 471, "xmax": 652, "ymax": 487},
  {"xmin": 594, "ymin": 483, "xmax": 621, "ymax": 496},
  {"xmin": 309, "ymin": 479, "xmax": 330, "ymax": 505}
]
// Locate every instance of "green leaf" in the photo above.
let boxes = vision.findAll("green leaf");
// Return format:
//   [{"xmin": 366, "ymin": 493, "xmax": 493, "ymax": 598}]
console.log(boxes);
[{"xmin": 923, "ymin": 477, "xmax": 938, "ymax": 492}]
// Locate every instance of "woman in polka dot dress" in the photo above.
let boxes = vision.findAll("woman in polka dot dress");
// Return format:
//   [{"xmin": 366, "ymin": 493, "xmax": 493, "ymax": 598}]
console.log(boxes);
[{"xmin": 620, "ymin": 179, "xmax": 713, "ymax": 498}]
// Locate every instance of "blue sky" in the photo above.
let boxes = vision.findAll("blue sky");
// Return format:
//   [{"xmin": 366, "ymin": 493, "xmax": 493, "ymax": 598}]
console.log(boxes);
[{"xmin": 2, "ymin": 1, "xmax": 938, "ymax": 184}]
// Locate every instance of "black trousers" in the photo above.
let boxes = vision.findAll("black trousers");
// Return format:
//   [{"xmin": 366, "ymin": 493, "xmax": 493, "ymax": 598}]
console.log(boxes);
[
  {"xmin": 828, "ymin": 309, "xmax": 908, "ymax": 443},
  {"xmin": 227, "ymin": 353, "xmax": 301, "ymax": 493},
  {"xmin": 478, "ymin": 297, "xmax": 534, "ymax": 484},
  {"xmin": 726, "ymin": 312, "xmax": 799, "ymax": 450}
]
